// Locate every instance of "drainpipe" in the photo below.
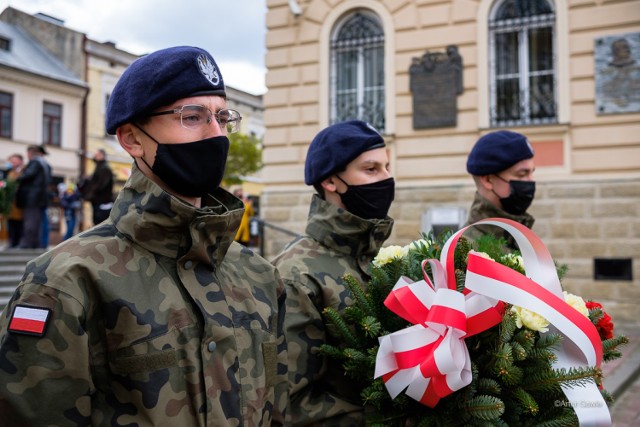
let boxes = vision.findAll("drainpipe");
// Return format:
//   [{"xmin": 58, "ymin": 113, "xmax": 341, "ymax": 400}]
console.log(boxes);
[{"xmin": 80, "ymin": 33, "xmax": 89, "ymax": 180}]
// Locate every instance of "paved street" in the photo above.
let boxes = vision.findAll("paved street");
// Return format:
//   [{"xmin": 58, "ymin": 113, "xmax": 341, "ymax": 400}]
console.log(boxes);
[{"xmin": 604, "ymin": 326, "xmax": 640, "ymax": 426}]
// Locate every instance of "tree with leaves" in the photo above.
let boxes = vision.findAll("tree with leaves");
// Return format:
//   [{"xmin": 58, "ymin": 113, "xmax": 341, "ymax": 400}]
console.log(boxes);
[{"xmin": 222, "ymin": 132, "xmax": 262, "ymax": 186}]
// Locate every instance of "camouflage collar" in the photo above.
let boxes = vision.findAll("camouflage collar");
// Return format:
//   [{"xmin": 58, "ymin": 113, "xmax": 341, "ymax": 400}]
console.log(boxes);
[
  {"xmin": 305, "ymin": 194, "xmax": 394, "ymax": 260},
  {"xmin": 111, "ymin": 165, "xmax": 244, "ymax": 267},
  {"xmin": 467, "ymin": 191, "xmax": 535, "ymax": 229}
]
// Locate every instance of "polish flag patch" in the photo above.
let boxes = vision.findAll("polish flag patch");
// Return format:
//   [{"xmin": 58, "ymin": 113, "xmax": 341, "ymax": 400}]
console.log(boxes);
[{"xmin": 8, "ymin": 305, "xmax": 52, "ymax": 336}]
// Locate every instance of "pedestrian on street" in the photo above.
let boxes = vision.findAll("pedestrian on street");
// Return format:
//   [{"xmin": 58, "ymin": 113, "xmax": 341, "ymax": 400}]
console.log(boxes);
[
  {"xmin": 14, "ymin": 145, "xmax": 51, "ymax": 249},
  {"xmin": 0, "ymin": 46, "xmax": 288, "ymax": 426},
  {"xmin": 59, "ymin": 183, "xmax": 81, "ymax": 241},
  {"xmin": 272, "ymin": 120, "xmax": 395, "ymax": 426},
  {"xmin": 84, "ymin": 148, "xmax": 114, "ymax": 225},
  {"xmin": 463, "ymin": 130, "xmax": 536, "ymax": 248}
]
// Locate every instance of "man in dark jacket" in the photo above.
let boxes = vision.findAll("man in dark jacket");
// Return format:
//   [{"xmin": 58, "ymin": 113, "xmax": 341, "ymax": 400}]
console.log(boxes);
[
  {"xmin": 15, "ymin": 145, "xmax": 51, "ymax": 249},
  {"xmin": 85, "ymin": 148, "xmax": 114, "ymax": 225}
]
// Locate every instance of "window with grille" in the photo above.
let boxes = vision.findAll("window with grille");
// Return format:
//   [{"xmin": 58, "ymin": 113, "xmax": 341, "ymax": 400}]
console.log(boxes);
[
  {"xmin": 330, "ymin": 11, "xmax": 385, "ymax": 133},
  {"xmin": 0, "ymin": 91, "xmax": 12, "ymax": 138},
  {"xmin": 489, "ymin": 0, "xmax": 557, "ymax": 127},
  {"xmin": 43, "ymin": 101, "xmax": 62, "ymax": 146}
]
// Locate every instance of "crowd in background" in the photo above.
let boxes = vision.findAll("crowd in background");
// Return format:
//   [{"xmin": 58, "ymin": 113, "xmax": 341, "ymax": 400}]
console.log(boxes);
[{"xmin": 0, "ymin": 147, "xmax": 114, "ymax": 249}]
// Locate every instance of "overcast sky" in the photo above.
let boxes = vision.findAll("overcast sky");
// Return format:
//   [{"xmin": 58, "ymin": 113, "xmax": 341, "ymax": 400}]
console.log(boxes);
[{"xmin": 2, "ymin": 0, "xmax": 268, "ymax": 95}]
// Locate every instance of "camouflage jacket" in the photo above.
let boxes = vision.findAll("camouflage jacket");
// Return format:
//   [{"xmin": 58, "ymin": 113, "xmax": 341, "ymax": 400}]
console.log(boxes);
[
  {"xmin": 463, "ymin": 191, "xmax": 535, "ymax": 249},
  {"xmin": 272, "ymin": 195, "xmax": 393, "ymax": 426},
  {"xmin": 0, "ymin": 166, "xmax": 288, "ymax": 426}
]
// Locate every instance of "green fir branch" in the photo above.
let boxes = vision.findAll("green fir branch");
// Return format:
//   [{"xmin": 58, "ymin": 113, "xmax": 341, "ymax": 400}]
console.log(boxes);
[
  {"xmin": 512, "ymin": 387, "xmax": 539, "ymax": 416},
  {"xmin": 342, "ymin": 274, "xmax": 376, "ymax": 317},
  {"xmin": 322, "ymin": 306, "xmax": 359, "ymax": 348},
  {"xmin": 467, "ymin": 395, "xmax": 506, "ymax": 421}
]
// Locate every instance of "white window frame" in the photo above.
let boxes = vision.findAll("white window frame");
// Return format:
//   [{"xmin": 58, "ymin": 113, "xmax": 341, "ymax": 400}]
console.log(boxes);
[{"xmin": 478, "ymin": 0, "xmax": 570, "ymax": 128}]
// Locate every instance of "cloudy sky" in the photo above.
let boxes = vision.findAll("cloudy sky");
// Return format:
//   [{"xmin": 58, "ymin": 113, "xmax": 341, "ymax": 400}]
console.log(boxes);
[{"xmin": 2, "ymin": 0, "xmax": 268, "ymax": 95}]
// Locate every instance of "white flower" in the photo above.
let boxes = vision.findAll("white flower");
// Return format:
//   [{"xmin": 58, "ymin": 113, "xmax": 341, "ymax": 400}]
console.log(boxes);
[
  {"xmin": 511, "ymin": 306, "xmax": 550, "ymax": 333},
  {"xmin": 468, "ymin": 250, "xmax": 494, "ymax": 261},
  {"xmin": 407, "ymin": 239, "xmax": 430, "ymax": 251},
  {"xmin": 563, "ymin": 291, "xmax": 589, "ymax": 317},
  {"xmin": 373, "ymin": 245, "xmax": 409, "ymax": 267}
]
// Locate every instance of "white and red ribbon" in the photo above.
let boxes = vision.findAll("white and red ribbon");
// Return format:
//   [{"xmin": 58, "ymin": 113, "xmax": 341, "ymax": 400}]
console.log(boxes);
[
  {"xmin": 374, "ymin": 218, "xmax": 611, "ymax": 426},
  {"xmin": 375, "ymin": 258, "xmax": 504, "ymax": 407}
]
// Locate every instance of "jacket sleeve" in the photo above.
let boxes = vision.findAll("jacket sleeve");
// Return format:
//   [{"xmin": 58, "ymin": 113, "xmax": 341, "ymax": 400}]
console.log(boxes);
[{"xmin": 0, "ymin": 283, "xmax": 94, "ymax": 425}]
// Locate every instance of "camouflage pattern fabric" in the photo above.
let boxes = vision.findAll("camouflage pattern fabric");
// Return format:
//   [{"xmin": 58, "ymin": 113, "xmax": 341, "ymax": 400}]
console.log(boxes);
[
  {"xmin": 463, "ymin": 191, "xmax": 535, "ymax": 249},
  {"xmin": 0, "ymin": 165, "xmax": 288, "ymax": 426},
  {"xmin": 272, "ymin": 195, "xmax": 393, "ymax": 426}
]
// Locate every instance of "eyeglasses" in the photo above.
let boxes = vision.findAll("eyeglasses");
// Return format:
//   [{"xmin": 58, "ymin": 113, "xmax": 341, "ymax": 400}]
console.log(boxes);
[{"xmin": 147, "ymin": 105, "xmax": 242, "ymax": 134}]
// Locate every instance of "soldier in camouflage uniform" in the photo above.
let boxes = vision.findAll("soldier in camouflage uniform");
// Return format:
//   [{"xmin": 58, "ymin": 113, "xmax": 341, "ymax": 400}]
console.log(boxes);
[
  {"xmin": 272, "ymin": 121, "xmax": 394, "ymax": 426},
  {"xmin": 463, "ymin": 130, "xmax": 536, "ymax": 248},
  {"xmin": 0, "ymin": 46, "xmax": 288, "ymax": 426}
]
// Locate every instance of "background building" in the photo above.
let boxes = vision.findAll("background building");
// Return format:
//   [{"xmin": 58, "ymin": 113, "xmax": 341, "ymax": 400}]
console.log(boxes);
[
  {"xmin": 260, "ymin": 0, "xmax": 640, "ymax": 324},
  {"xmin": 1, "ymin": 6, "xmax": 265, "ymax": 236}
]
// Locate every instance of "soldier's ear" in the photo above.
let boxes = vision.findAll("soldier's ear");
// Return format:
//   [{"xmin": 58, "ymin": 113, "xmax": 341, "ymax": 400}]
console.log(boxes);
[
  {"xmin": 320, "ymin": 176, "xmax": 338, "ymax": 194},
  {"xmin": 117, "ymin": 124, "xmax": 144, "ymax": 158},
  {"xmin": 477, "ymin": 175, "xmax": 495, "ymax": 191}
]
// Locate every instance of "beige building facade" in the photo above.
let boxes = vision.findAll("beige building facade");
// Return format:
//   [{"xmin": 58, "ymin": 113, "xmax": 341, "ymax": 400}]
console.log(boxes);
[{"xmin": 261, "ymin": 0, "xmax": 640, "ymax": 324}]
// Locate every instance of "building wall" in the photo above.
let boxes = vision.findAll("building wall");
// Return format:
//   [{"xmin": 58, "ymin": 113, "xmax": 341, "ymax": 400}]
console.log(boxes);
[
  {"xmin": 262, "ymin": 0, "xmax": 640, "ymax": 324},
  {"xmin": 0, "ymin": 66, "xmax": 86, "ymax": 179},
  {"xmin": 0, "ymin": 7, "xmax": 87, "ymax": 79}
]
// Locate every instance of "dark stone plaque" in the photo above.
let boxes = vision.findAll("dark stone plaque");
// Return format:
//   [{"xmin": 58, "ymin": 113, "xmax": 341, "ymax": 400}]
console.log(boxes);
[
  {"xmin": 410, "ymin": 45, "xmax": 463, "ymax": 129},
  {"xmin": 595, "ymin": 32, "xmax": 640, "ymax": 115}
]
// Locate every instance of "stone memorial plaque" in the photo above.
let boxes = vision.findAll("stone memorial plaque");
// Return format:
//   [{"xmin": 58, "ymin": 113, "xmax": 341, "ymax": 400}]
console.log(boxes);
[
  {"xmin": 410, "ymin": 45, "xmax": 463, "ymax": 129},
  {"xmin": 595, "ymin": 32, "xmax": 640, "ymax": 115}
]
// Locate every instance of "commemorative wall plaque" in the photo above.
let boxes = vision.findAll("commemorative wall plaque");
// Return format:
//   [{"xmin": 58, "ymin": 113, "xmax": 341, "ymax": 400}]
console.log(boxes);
[
  {"xmin": 410, "ymin": 45, "xmax": 463, "ymax": 129},
  {"xmin": 595, "ymin": 32, "xmax": 640, "ymax": 115}
]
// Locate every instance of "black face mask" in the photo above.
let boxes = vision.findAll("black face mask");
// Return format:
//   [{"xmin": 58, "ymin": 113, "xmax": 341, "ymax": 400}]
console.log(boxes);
[
  {"xmin": 135, "ymin": 125, "xmax": 229, "ymax": 198},
  {"xmin": 494, "ymin": 176, "xmax": 536, "ymax": 215},
  {"xmin": 335, "ymin": 175, "xmax": 395, "ymax": 220}
]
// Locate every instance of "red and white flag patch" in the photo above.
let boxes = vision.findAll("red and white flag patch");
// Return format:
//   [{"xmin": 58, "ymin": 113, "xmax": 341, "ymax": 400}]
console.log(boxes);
[{"xmin": 8, "ymin": 305, "xmax": 52, "ymax": 336}]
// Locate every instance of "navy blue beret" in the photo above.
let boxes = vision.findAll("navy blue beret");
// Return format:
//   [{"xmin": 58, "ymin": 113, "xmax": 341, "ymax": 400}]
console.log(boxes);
[
  {"xmin": 105, "ymin": 46, "xmax": 225, "ymax": 134},
  {"xmin": 305, "ymin": 120, "xmax": 385, "ymax": 185},
  {"xmin": 466, "ymin": 130, "xmax": 534, "ymax": 175}
]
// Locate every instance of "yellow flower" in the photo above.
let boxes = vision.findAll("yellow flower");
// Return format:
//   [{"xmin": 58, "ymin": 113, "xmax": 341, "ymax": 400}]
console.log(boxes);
[
  {"xmin": 511, "ymin": 306, "xmax": 550, "ymax": 333},
  {"xmin": 563, "ymin": 291, "xmax": 589, "ymax": 317},
  {"xmin": 373, "ymin": 245, "xmax": 409, "ymax": 267}
]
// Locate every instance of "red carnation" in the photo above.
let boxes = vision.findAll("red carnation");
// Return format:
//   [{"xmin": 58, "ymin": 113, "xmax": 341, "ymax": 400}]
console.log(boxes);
[{"xmin": 586, "ymin": 301, "xmax": 614, "ymax": 340}]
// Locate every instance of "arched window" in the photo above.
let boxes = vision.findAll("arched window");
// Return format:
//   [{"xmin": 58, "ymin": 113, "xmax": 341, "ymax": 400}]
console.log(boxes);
[
  {"xmin": 330, "ymin": 11, "xmax": 385, "ymax": 132},
  {"xmin": 489, "ymin": 0, "xmax": 556, "ymax": 127}
]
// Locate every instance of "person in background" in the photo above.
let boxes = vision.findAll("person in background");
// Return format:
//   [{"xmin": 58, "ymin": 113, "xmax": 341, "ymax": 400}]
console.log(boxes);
[
  {"xmin": 233, "ymin": 188, "xmax": 254, "ymax": 246},
  {"xmin": 85, "ymin": 148, "xmax": 114, "ymax": 225},
  {"xmin": 463, "ymin": 130, "xmax": 536, "ymax": 247},
  {"xmin": 0, "ymin": 46, "xmax": 288, "ymax": 425},
  {"xmin": 15, "ymin": 145, "xmax": 51, "ymax": 249},
  {"xmin": 4, "ymin": 154, "xmax": 24, "ymax": 248},
  {"xmin": 272, "ymin": 120, "xmax": 395, "ymax": 426},
  {"xmin": 59, "ymin": 183, "xmax": 82, "ymax": 241}
]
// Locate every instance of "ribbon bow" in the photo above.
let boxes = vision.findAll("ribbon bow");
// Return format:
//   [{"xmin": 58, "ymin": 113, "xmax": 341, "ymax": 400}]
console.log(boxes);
[{"xmin": 375, "ymin": 258, "xmax": 503, "ymax": 407}]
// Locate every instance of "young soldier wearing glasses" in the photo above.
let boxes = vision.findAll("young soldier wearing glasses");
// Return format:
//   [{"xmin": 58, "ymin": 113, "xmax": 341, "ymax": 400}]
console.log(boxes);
[{"xmin": 0, "ymin": 46, "xmax": 288, "ymax": 426}]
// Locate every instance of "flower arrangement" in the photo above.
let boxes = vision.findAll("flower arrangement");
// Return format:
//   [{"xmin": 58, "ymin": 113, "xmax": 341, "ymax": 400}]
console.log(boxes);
[
  {"xmin": 0, "ymin": 178, "xmax": 17, "ymax": 215},
  {"xmin": 321, "ymin": 218, "xmax": 627, "ymax": 426}
]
